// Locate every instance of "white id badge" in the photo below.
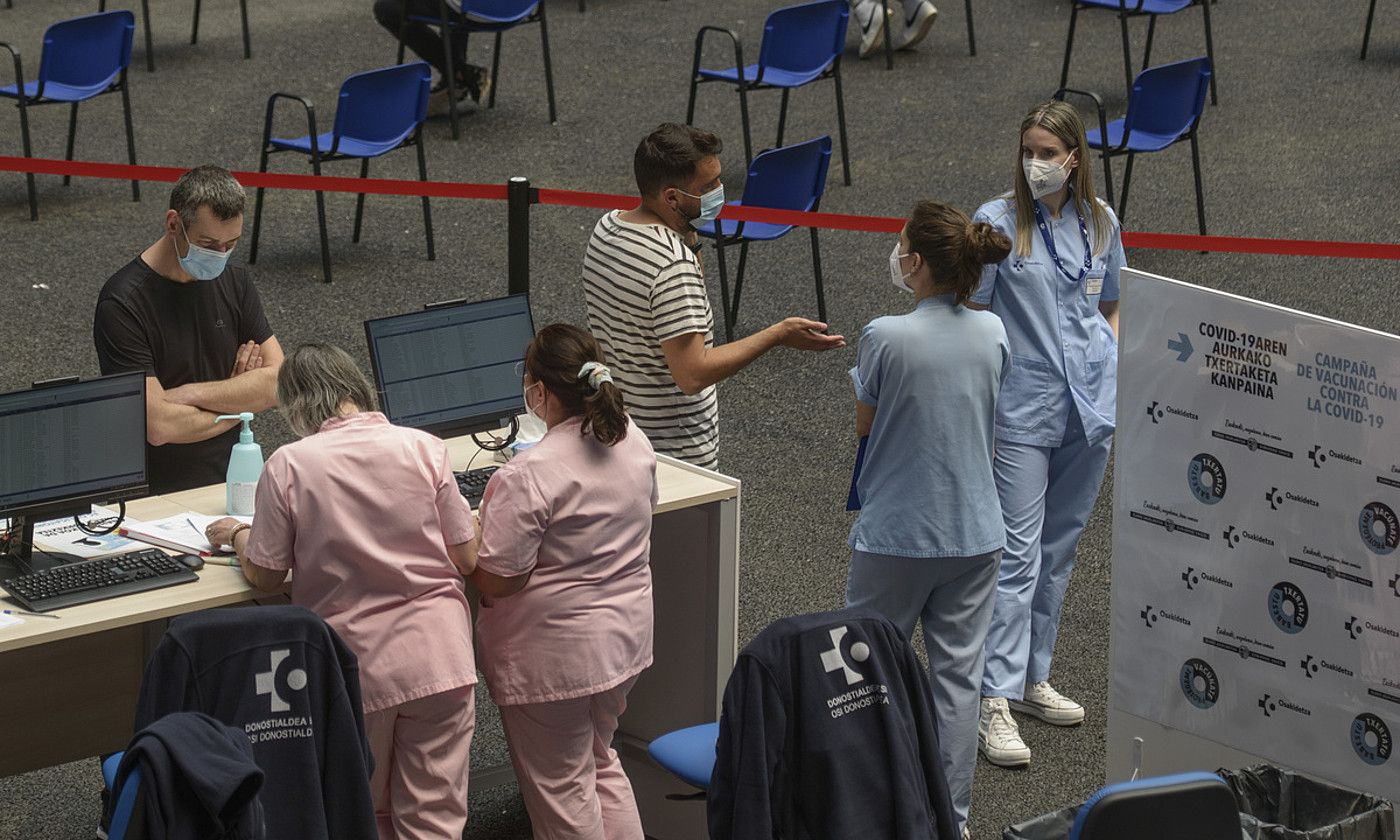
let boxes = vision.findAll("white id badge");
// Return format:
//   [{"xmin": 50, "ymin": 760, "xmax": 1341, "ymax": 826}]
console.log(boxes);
[{"xmin": 1085, "ymin": 271, "xmax": 1105, "ymax": 297}]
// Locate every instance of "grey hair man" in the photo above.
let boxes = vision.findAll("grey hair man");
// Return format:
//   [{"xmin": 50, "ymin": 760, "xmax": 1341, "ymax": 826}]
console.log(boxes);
[{"xmin": 94, "ymin": 164, "xmax": 283, "ymax": 493}]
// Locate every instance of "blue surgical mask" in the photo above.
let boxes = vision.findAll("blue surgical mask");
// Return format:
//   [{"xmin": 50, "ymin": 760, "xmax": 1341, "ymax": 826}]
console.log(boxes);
[
  {"xmin": 176, "ymin": 219, "xmax": 233, "ymax": 281},
  {"xmin": 678, "ymin": 184, "xmax": 726, "ymax": 229}
]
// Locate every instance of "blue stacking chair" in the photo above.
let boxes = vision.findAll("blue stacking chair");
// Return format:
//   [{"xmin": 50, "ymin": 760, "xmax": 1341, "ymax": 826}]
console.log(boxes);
[
  {"xmin": 394, "ymin": 0, "xmax": 556, "ymax": 140},
  {"xmin": 648, "ymin": 722, "xmax": 719, "ymax": 794},
  {"xmin": 97, "ymin": 0, "xmax": 251, "ymax": 74},
  {"xmin": 1060, "ymin": 56, "xmax": 1211, "ymax": 236},
  {"xmin": 0, "ymin": 11, "xmax": 139, "ymax": 221},
  {"xmin": 249, "ymin": 62, "xmax": 435, "ymax": 284},
  {"xmin": 1069, "ymin": 772, "xmax": 1239, "ymax": 840},
  {"xmin": 686, "ymin": 0, "xmax": 852, "ymax": 186},
  {"xmin": 101, "ymin": 751, "xmax": 145, "ymax": 840},
  {"xmin": 697, "ymin": 136, "xmax": 833, "ymax": 342},
  {"xmin": 1060, "ymin": 0, "xmax": 1217, "ymax": 107},
  {"xmin": 1361, "ymin": 0, "xmax": 1381, "ymax": 59}
]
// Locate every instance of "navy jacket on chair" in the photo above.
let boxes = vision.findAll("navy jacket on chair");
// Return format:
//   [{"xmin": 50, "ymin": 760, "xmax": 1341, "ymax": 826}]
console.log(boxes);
[
  {"xmin": 135, "ymin": 605, "xmax": 376, "ymax": 840},
  {"xmin": 708, "ymin": 608, "xmax": 958, "ymax": 840}
]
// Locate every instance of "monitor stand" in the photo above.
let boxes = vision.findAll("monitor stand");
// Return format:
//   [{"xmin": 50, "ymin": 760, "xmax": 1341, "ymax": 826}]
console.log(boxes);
[{"xmin": 0, "ymin": 516, "xmax": 81, "ymax": 582}]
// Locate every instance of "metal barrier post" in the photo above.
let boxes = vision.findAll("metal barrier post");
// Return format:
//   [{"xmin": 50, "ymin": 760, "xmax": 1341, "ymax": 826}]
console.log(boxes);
[{"xmin": 507, "ymin": 176, "xmax": 533, "ymax": 295}]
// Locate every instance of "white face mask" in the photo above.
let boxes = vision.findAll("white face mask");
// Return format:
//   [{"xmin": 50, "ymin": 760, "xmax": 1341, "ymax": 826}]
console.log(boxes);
[
  {"xmin": 889, "ymin": 243, "xmax": 914, "ymax": 292},
  {"xmin": 522, "ymin": 382, "xmax": 544, "ymax": 423},
  {"xmin": 1023, "ymin": 155, "xmax": 1075, "ymax": 200}
]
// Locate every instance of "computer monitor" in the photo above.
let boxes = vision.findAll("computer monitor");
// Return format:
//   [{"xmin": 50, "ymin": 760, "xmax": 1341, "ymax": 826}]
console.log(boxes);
[
  {"xmin": 0, "ymin": 372, "xmax": 148, "ymax": 571},
  {"xmin": 364, "ymin": 293, "xmax": 537, "ymax": 439}
]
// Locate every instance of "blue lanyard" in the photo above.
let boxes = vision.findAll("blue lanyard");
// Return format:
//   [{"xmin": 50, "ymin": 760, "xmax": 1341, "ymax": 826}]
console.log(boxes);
[{"xmin": 1033, "ymin": 201, "xmax": 1092, "ymax": 284}]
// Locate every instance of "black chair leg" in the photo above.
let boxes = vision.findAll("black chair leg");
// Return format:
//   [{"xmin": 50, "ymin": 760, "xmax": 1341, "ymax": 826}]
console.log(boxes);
[
  {"xmin": 809, "ymin": 227, "xmax": 826, "ymax": 325},
  {"xmin": 736, "ymin": 79, "xmax": 754, "ymax": 170},
  {"xmin": 489, "ymin": 31, "xmax": 502, "ymax": 109},
  {"xmin": 539, "ymin": 4, "xmax": 557, "ymax": 124},
  {"xmin": 310, "ymin": 151, "xmax": 332, "ymax": 283},
  {"xmin": 249, "ymin": 147, "xmax": 270, "ymax": 263},
  {"xmin": 352, "ymin": 158, "xmax": 369, "ymax": 243},
  {"xmin": 396, "ymin": 0, "xmax": 408, "ymax": 63},
  {"xmin": 239, "ymin": 0, "xmax": 251, "ymax": 57},
  {"xmin": 881, "ymin": 0, "xmax": 894, "ymax": 70},
  {"xmin": 775, "ymin": 88, "xmax": 790, "ymax": 147},
  {"xmin": 16, "ymin": 96, "xmax": 37, "ymax": 220},
  {"xmin": 120, "ymin": 76, "xmax": 139, "ymax": 201},
  {"xmin": 1059, "ymin": 3, "xmax": 1079, "ymax": 92},
  {"xmin": 1361, "ymin": 0, "xmax": 1378, "ymax": 59},
  {"xmin": 1189, "ymin": 135, "xmax": 1206, "ymax": 236},
  {"xmin": 1141, "ymin": 14, "xmax": 1156, "ymax": 70},
  {"xmin": 1117, "ymin": 151, "xmax": 1135, "ymax": 222},
  {"xmin": 1200, "ymin": 0, "xmax": 1217, "ymax": 104},
  {"xmin": 1117, "ymin": 9, "xmax": 1134, "ymax": 99},
  {"xmin": 141, "ymin": 0, "xmax": 154, "ymax": 71},
  {"xmin": 832, "ymin": 61, "xmax": 851, "ymax": 185},
  {"xmin": 442, "ymin": 25, "xmax": 461, "ymax": 140},
  {"xmin": 714, "ymin": 236, "xmax": 734, "ymax": 343},
  {"xmin": 1098, "ymin": 146, "xmax": 1114, "ymax": 209},
  {"xmin": 191, "ymin": 0, "xmax": 201, "ymax": 44},
  {"xmin": 416, "ymin": 134, "xmax": 435, "ymax": 260},
  {"xmin": 63, "ymin": 102, "xmax": 79, "ymax": 187},
  {"xmin": 965, "ymin": 0, "xmax": 976, "ymax": 56},
  {"xmin": 731, "ymin": 240, "xmax": 750, "ymax": 333}
]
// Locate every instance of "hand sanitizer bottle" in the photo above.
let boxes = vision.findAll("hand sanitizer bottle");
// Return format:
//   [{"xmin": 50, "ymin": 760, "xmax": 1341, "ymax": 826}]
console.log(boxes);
[{"xmin": 216, "ymin": 412, "xmax": 263, "ymax": 516}]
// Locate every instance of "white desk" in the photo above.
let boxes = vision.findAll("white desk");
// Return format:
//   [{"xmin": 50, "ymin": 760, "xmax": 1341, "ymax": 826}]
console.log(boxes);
[{"xmin": 0, "ymin": 438, "xmax": 740, "ymax": 840}]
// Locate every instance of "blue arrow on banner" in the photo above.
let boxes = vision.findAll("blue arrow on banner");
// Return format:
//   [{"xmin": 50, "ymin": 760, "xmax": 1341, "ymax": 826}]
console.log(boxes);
[{"xmin": 1167, "ymin": 332, "xmax": 1194, "ymax": 363}]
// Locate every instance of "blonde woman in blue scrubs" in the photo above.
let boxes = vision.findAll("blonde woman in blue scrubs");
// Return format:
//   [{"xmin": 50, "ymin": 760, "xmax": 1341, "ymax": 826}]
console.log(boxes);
[
  {"xmin": 968, "ymin": 100, "xmax": 1124, "ymax": 769},
  {"xmin": 846, "ymin": 200, "xmax": 1011, "ymax": 838}
]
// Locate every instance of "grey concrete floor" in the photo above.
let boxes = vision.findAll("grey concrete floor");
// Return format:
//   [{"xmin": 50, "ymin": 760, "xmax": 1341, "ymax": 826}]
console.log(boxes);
[{"xmin": 0, "ymin": 0, "xmax": 1397, "ymax": 836}]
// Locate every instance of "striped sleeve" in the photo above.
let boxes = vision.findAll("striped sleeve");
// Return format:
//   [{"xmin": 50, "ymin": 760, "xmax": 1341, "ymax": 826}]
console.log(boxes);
[{"xmin": 650, "ymin": 261, "xmax": 712, "ymax": 343}]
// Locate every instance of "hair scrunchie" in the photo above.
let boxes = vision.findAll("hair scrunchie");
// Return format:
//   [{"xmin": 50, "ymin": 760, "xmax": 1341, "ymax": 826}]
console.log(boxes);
[{"xmin": 578, "ymin": 361, "xmax": 613, "ymax": 392}]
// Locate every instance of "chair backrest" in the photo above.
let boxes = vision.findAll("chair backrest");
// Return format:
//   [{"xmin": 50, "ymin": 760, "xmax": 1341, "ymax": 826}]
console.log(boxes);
[
  {"xmin": 1123, "ymin": 56, "xmax": 1211, "ymax": 140},
  {"xmin": 459, "ymin": 0, "xmax": 541, "ymax": 23},
  {"xmin": 742, "ymin": 135, "xmax": 833, "ymax": 213},
  {"xmin": 334, "ymin": 62, "xmax": 431, "ymax": 147},
  {"xmin": 1069, "ymin": 771, "xmax": 1240, "ymax": 840},
  {"xmin": 758, "ymin": 0, "xmax": 848, "ymax": 77},
  {"xmin": 38, "ymin": 11, "xmax": 134, "ymax": 94}
]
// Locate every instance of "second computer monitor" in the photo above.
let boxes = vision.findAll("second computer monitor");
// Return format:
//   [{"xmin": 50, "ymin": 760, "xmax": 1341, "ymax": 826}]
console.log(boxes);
[{"xmin": 364, "ymin": 294, "xmax": 537, "ymax": 438}]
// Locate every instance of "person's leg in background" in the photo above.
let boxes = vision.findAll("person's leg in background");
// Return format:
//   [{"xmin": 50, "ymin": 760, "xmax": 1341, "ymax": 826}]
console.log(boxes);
[
  {"xmin": 589, "ymin": 677, "xmax": 644, "ymax": 840},
  {"xmin": 382, "ymin": 685, "xmax": 476, "ymax": 840},
  {"xmin": 978, "ymin": 439, "xmax": 1051, "ymax": 767},
  {"xmin": 919, "ymin": 550, "xmax": 999, "ymax": 835},
  {"xmin": 845, "ymin": 549, "xmax": 935, "ymax": 641},
  {"xmin": 1012, "ymin": 410, "xmax": 1112, "ymax": 727},
  {"xmin": 370, "ymin": 0, "xmax": 490, "ymax": 107},
  {"xmin": 362, "ymin": 704, "xmax": 401, "ymax": 839}
]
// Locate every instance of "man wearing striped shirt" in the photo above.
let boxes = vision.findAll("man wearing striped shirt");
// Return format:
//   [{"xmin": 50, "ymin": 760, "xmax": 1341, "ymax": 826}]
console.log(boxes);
[{"xmin": 582, "ymin": 123, "xmax": 845, "ymax": 470}]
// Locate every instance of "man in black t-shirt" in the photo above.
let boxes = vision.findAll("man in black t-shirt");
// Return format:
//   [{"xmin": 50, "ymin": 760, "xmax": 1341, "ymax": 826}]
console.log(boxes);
[{"xmin": 94, "ymin": 165, "xmax": 283, "ymax": 494}]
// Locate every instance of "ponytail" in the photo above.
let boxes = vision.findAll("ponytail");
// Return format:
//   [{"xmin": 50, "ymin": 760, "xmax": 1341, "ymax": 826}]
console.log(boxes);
[
  {"xmin": 524, "ymin": 324, "xmax": 630, "ymax": 446},
  {"xmin": 905, "ymin": 200, "xmax": 1012, "ymax": 306}
]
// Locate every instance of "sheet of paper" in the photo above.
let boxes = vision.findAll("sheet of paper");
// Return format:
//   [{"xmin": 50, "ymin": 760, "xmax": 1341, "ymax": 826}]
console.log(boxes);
[
  {"xmin": 0, "ymin": 613, "xmax": 23, "ymax": 629},
  {"xmin": 126, "ymin": 513, "xmax": 253, "ymax": 555},
  {"xmin": 32, "ymin": 506, "xmax": 145, "ymax": 559}
]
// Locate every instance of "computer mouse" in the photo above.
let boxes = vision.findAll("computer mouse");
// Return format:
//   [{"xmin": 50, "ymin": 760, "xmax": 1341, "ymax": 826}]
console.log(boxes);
[{"xmin": 173, "ymin": 554, "xmax": 204, "ymax": 571}]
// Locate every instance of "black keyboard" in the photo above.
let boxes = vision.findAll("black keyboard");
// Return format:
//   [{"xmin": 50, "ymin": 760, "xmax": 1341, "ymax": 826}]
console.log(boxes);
[
  {"xmin": 455, "ymin": 466, "xmax": 499, "ymax": 507},
  {"xmin": 1, "ymin": 548, "xmax": 198, "ymax": 612}
]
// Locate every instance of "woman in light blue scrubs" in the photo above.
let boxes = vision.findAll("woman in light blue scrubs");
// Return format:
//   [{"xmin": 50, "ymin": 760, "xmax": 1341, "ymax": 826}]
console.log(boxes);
[
  {"xmin": 968, "ymin": 100, "xmax": 1124, "ymax": 770},
  {"xmin": 845, "ymin": 200, "xmax": 1011, "ymax": 837}
]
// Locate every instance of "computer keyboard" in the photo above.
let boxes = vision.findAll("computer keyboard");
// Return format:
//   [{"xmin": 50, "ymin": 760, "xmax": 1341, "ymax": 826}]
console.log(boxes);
[
  {"xmin": 1, "ymin": 548, "xmax": 198, "ymax": 612},
  {"xmin": 455, "ymin": 466, "xmax": 499, "ymax": 508}
]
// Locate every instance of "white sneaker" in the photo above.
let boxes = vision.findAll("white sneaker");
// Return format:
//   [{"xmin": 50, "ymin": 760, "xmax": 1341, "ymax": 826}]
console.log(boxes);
[
  {"xmin": 895, "ymin": 0, "xmax": 938, "ymax": 50},
  {"xmin": 961, "ymin": 827, "xmax": 971, "ymax": 840},
  {"xmin": 1010, "ymin": 681, "xmax": 1086, "ymax": 726},
  {"xmin": 979, "ymin": 697, "xmax": 1031, "ymax": 767},
  {"xmin": 854, "ymin": 0, "xmax": 891, "ymax": 59}
]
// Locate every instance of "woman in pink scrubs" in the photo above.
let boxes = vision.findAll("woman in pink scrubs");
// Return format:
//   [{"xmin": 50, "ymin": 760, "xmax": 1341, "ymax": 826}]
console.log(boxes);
[
  {"xmin": 472, "ymin": 323, "xmax": 658, "ymax": 840},
  {"xmin": 206, "ymin": 343, "xmax": 481, "ymax": 840}
]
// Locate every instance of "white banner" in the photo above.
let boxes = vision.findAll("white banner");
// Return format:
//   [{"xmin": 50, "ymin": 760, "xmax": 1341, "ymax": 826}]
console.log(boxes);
[{"xmin": 1111, "ymin": 268, "xmax": 1400, "ymax": 799}]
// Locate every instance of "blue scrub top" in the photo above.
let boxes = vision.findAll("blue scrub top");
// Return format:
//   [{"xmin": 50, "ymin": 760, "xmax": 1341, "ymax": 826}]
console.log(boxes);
[
  {"xmin": 848, "ymin": 295, "xmax": 1010, "ymax": 558},
  {"xmin": 970, "ymin": 193, "xmax": 1125, "ymax": 448}
]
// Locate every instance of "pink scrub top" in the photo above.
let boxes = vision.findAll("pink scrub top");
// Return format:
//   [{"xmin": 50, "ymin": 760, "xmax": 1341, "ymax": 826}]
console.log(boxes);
[
  {"xmin": 245, "ymin": 412, "xmax": 478, "ymax": 713},
  {"xmin": 475, "ymin": 415, "xmax": 658, "ymax": 706}
]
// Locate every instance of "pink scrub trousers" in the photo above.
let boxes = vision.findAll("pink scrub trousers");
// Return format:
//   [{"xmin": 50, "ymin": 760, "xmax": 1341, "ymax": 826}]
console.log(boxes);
[
  {"xmin": 362, "ymin": 685, "xmax": 476, "ymax": 840},
  {"xmin": 498, "ymin": 676, "xmax": 643, "ymax": 840}
]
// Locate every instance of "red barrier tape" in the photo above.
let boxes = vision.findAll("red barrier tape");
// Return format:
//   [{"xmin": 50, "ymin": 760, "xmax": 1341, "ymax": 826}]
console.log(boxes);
[{"xmin": 4, "ymin": 156, "xmax": 1398, "ymax": 260}]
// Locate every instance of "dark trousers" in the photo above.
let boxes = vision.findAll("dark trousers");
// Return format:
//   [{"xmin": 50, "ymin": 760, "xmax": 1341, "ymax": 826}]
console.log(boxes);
[{"xmin": 373, "ymin": 0, "xmax": 481, "ymax": 80}]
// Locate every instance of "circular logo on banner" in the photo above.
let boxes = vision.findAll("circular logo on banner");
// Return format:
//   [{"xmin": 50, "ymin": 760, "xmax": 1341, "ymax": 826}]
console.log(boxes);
[
  {"xmin": 1180, "ymin": 658, "xmax": 1219, "ymax": 709},
  {"xmin": 1187, "ymin": 453, "xmax": 1227, "ymax": 505},
  {"xmin": 1358, "ymin": 502, "xmax": 1399, "ymax": 556},
  {"xmin": 1350, "ymin": 713, "xmax": 1393, "ymax": 766},
  {"xmin": 1267, "ymin": 582, "xmax": 1310, "ymax": 634}
]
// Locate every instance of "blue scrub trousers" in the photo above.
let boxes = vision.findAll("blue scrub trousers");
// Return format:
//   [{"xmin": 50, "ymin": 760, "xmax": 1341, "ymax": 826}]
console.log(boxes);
[
  {"xmin": 981, "ymin": 409, "xmax": 1112, "ymax": 700},
  {"xmin": 845, "ymin": 548, "xmax": 1000, "ymax": 831}
]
